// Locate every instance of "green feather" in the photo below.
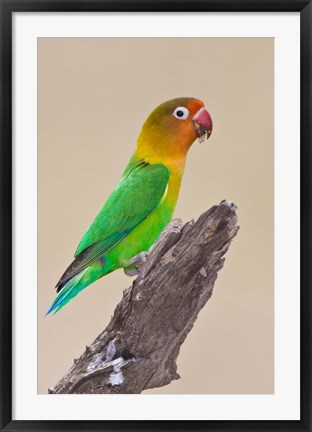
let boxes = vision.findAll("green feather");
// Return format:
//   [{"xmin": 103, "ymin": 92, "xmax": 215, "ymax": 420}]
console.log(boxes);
[
  {"xmin": 53, "ymin": 159, "xmax": 170, "ymax": 296},
  {"xmin": 75, "ymin": 160, "xmax": 169, "ymax": 256}
]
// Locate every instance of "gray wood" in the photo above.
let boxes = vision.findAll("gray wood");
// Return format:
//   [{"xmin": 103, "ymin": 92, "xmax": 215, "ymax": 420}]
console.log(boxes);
[{"xmin": 50, "ymin": 200, "xmax": 239, "ymax": 394}]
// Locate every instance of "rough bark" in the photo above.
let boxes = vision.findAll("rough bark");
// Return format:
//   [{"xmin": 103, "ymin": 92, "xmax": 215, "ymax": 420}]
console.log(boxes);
[{"xmin": 50, "ymin": 200, "xmax": 239, "ymax": 394}]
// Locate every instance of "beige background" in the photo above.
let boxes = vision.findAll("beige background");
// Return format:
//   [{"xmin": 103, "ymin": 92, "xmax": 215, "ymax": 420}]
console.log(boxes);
[{"xmin": 38, "ymin": 38, "xmax": 274, "ymax": 394}]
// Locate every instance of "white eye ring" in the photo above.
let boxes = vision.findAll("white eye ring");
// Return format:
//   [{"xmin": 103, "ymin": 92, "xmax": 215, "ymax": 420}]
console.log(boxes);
[{"xmin": 173, "ymin": 106, "xmax": 189, "ymax": 120}]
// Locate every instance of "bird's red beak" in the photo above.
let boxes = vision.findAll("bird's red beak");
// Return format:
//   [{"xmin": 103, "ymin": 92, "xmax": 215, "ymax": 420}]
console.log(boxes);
[{"xmin": 192, "ymin": 107, "xmax": 213, "ymax": 142}]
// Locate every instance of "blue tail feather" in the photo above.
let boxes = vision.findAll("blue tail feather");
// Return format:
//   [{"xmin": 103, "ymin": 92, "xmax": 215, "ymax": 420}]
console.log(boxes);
[{"xmin": 46, "ymin": 270, "xmax": 87, "ymax": 316}]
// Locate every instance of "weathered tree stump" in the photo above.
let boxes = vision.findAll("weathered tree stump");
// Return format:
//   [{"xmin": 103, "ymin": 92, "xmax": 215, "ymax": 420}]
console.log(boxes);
[{"xmin": 50, "ymin": 200, "xmax": 239, "ymax": 394}]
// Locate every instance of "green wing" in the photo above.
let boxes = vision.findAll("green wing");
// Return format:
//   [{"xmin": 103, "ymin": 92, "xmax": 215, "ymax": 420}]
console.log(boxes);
[
  {"xmin": 56, "ymin": 161, "xmax": 169, "ymax": 290},
  {"xmin": 76, "ymin": 161, "xmax": 170, "ymax": 255}
]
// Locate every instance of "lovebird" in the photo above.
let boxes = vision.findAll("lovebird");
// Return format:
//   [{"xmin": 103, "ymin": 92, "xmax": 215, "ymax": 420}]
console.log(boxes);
[{"xmin": 47, "ymin": 97, "xmax": 213, "ymax": 314}]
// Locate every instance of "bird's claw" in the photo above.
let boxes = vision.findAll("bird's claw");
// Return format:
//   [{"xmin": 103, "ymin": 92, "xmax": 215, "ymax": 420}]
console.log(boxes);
[
  {"xmin": 124, "ymin": 252, "xmax": 149, "ymax": 276},
  {"xmin": 124, "ymin": 266, "xmax": 139, "ymax": 276},
  {"xmin": 129, "ymin": 252, "xmax": 149, "ymax": 266}
]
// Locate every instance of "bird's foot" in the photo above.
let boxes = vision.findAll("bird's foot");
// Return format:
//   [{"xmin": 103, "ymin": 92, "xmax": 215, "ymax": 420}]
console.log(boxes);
[
  {"xmin": 123, "ymin": 265, "xmax": 138, "ymax": 276},
  {"xmin": 123, "ymin": 252, "xmax": 149, "ymax": 276}
]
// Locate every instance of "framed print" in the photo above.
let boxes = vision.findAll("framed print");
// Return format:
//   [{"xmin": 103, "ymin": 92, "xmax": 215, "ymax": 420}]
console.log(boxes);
[{"xmin": 1, "ymin": 0, "xmax": 311, "ymax": 431}]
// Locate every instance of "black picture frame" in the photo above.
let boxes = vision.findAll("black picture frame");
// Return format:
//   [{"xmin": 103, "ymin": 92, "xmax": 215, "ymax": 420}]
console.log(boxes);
[{"xmin": 1, "ymin": 0, "xmax": 311, "ymax": 431}]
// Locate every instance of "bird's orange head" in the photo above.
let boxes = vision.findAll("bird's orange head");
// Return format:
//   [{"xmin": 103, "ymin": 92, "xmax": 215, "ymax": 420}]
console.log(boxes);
[{"xmin": 136, "ymin": 97, "xmax": 213, "ymax": 164}]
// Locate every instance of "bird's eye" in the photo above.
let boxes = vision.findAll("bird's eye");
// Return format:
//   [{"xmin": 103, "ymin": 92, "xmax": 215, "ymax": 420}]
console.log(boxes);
[{"xmin": 173, "ymin": 107, "xmax": 189, "ymax": 120}]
